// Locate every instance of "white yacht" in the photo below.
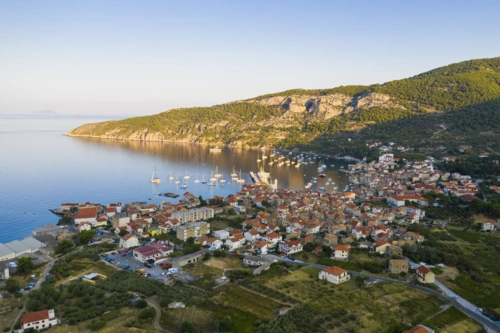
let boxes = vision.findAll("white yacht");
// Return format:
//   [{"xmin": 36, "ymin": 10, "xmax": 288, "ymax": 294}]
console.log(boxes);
[
  {"xmin": 150, "ymin": 167, "xmax": 161, "ymax": 184},
  {"xmin": 209, "ymin": 146, "xmax": 221, "ymax": 153},
  {"xmin": 194, "ymin": 174, "xmax": 200, "ymax": 183}
]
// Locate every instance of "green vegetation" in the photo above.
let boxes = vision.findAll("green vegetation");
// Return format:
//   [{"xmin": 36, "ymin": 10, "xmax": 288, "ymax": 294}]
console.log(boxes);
[
  {"xmin": 69, "ymin": 57, "xmax": 500, "ymax": 159},
  {"xmin": 55, "ymin": 239, "xmax": 75, "ymax": 254},
  {"xmin": 425, "ymin": 207, "xmax": 473, "ymax": 226},
  {"xmin": 448, "ymin": 229, "xmax": 499, "ymax": 244},
  {"xmin": 400, "ymin": 295, "xmax": 445, "ymax": 323},
  {"xmin": 78, "ymin": 230, "xmax": 96, "ymax": 244},
  {"xmin": 17, "ymin": 257, "xmax": 35, "ymax": 274},
  {"xmin": 423, "ymin": 306, "xmax": 467, "ymax": 329}
]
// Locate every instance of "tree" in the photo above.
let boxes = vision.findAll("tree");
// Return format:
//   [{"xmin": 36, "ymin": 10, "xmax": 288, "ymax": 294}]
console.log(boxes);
[
  {"xmin": 219, "ymin": 316, "xmax": 232, "ymax": 332},
  {"xmin": 6, "ymin": 279, "xmax": 19, "ymax": 293},
  {"xmin": 261, "ymin": 200, "xmax": 271, "ymax": 208},
  {"xmin": 18, "ymin": 257, "xmax": 35, "ymax": 273},
  {"xmin": 79, "ymin": 230, "xmax": 96, "ymax": 244},
  {"xmin": 55, "ymin": 240, "xmax": 74, "ymax": 254},
  {"xmin": 57, "ymin": 216, "xmax": 73, "ymax": 225},
  {"xmin": 119, "ymin": 229, "xmax": 129, "ymax": 237},
  {"xmin": 227, "ymin": 208, "xmax": 236, "ymax": 215},
  {"xmin": 180, "ymin": 321, "xmax": 195, "ymax": 333},
  {"xmin": 135, "ymin": 299, "xmax": 147, "ymax": 309}
]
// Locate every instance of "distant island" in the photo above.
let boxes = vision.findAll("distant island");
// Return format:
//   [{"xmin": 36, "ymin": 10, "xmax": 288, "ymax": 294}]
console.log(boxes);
[
  {"xmin": 67, "ymin": 57, "xmax": 500, "ymax": 159},
  {"xmin": 33, "ymin": 110, "xmax": 58, "ymax": 115}
]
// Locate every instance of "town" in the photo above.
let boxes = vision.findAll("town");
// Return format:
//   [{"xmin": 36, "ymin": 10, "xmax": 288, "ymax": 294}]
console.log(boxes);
[{"xmin": 1, "ymin": 153, "xmax": 499, "ymax": 333}]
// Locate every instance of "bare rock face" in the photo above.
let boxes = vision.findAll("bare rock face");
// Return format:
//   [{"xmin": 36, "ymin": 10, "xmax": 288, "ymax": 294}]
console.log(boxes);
[{"xmin": 245, "ymin": 92, "xmax": 399, "ymax": 120}]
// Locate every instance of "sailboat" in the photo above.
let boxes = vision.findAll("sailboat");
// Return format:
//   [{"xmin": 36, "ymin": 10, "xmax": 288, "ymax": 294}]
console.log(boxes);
[
  {"xmin": 194, "ymin": 174, "xmax": 200, "ymax": 183},
  {"xmin": 210, "ymin": 171, "xmax": 217, "ymax": 182},
  {"xmin": 183, "ymin": 170, "xmax": 190, "ymax": 180},
  {"xmin": 168, "ymin": 171, "xmax": 174, "ymax": 180},
  {"xmin": 175, "ymin": 173, "xmax": 181, "ymax": 184},
  {"xmin": 214, "ymin": 166, "xmax": 222, "ymax": 178},
  {"xmin": 201, "ymin": 174, "xmax": 207, "ymax": 184},
  {"xmin": 151, "ymin": 167, "xmax": 162, "ymax": 184},
  {"xmin": 237, "ymin": 170, "xmax": 245, "ymax": 183},
  {"xmin": 220, "ymin": 174, "xmax": 226, "ymax": 183},
  {"xmin": 231, "ymin": 167, "xmax": 238, "ymax": 178}
]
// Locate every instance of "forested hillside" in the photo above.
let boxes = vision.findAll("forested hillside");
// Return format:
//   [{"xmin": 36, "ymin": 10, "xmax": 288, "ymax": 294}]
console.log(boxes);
[{"xmin": 68, "ymin": 57, "xmax": 500, "ymax": 158}]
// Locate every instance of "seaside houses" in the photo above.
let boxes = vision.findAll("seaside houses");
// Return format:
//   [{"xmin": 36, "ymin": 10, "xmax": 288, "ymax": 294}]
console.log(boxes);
[
  {"xmin": 74, "ymin": 207, "xmax": 98, "ymax": 225},
  {"xmin": 278, "ymin": 240, "xmax": 303, "ymax": 255}
]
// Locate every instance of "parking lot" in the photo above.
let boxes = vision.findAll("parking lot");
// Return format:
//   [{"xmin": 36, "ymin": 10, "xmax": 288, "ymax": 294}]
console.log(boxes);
[{"xmin": 103, "ymin": 250, "xmax": 177, "ymax": 283}]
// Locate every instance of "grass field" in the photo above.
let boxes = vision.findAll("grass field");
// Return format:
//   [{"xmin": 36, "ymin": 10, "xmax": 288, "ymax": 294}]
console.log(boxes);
[
  {"xmin": 423, "ymin": 306, "xmax": 467, "ymax": 329},
  {"xmin": 448, "ymin": 229, "xmax": 500, "ymax": 243},
  {"xmin": 212, "ymin": 286, "xmax": 283, "ymax": 320},
  {"xmin": 440, "ymin": 318, "xmax": 484, "ymax": 333},
  {"xmin": 48, "ymin": 307, "xmax": 154, "ymax": 333},
  {"xmin": 248, "ymin": 265, "xmax": 448, "ymax": 333},
  {"xmin": 425, "ymin": 207, "xmax": 473, "ymax": 225}
]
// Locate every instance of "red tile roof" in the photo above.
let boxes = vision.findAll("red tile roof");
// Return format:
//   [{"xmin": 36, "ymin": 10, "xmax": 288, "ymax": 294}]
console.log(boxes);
[
  {"xmin": 323, "ymin": 266, "xmax": 347, "ymax": 276},
  {"xmin": 21, "ymin": 309, "xmax": 50, "ymax": 324}
]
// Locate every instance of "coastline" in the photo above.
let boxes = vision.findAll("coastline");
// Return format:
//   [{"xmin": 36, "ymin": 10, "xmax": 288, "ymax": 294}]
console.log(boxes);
[{"xmin": 64, "ymin": 132, "xmax": 363, "ymax": 162}]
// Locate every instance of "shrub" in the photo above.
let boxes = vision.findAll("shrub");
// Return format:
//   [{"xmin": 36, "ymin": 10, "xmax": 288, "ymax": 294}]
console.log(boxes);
[
  {"xmin": 138, "ymin": 308, "xmax": 155, "ymax": 320},
  {"xmin": 88, "ymin": 321, "xmax": 106, "ymax": 331},
  {"xmin": 135, "ymin": 299, "xmax": 148, "ymax": 309}
]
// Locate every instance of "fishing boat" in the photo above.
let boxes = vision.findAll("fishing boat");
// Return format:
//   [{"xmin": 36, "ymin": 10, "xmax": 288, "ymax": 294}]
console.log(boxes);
[
  {"xmin": 150, "ymin": 167, "xmax": 162, "ymax": 184},
  {"xmin": 209, "ymin": 146, "xmax": 222, "ymax": 153},
  {"xmin": 319, "ymin": 173, "xmax": 326, "ymax": 178},
  {"xmin": 201, "ymin": 174, "xmax": 207, "ymax": 184},
  {"xmin": 183, "ymin": 170, "xmax": 190, "ymax": 180},
  {"xmin": 257, "ymin": 158, "xmax": 262, "ymax": 162},
  {"xmin": 180, "ymin": 180, "xmax": 188, "ymax": 189},
  {"xmin": 333, "ymin": 186, "xmax": 339, "ymax": 190},
  {"xmin": 208, "ymin": 182, "xmax": 216, "ymax": 186},
  {"xmin": 231, "ymin": 167, "xmax": 237, "ymax": 178},
  {"xmin": 305, "ymin": 182, "xmax": 312, "ymax": 189},
  {"xmin": 319, "ymin": 187, "xmax": 326, "ymax": 191},
  {"xmin": 168, "ymin": 171, "xmax": 174, "ymax": 180},
  {"xmin": 194, "ymin": 174, "xmax": 200, "ymax": 183}
]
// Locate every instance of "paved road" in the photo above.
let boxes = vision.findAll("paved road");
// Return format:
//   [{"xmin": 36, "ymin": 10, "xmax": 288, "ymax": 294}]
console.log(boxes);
[{"xmin": 265, "ymin": 255, "xmax": 500, "ymax": 332}]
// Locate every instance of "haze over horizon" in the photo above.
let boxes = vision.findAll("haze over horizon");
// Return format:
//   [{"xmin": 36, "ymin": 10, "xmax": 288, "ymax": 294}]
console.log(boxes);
[{"xmin": 1, "ymin": 0, "xmax": 500, "ymax": 117}]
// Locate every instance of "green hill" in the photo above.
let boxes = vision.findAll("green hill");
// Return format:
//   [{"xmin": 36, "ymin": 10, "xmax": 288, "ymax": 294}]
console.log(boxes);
[{"xmin": 68, "ymin": 57, "xmax": 500, "ymax": 159}]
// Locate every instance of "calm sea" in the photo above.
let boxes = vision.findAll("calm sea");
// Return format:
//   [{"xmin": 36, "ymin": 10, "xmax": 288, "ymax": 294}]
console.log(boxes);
[{"xmin": 0, "ymin": 115, "xmax": 351, "ymax": 243}]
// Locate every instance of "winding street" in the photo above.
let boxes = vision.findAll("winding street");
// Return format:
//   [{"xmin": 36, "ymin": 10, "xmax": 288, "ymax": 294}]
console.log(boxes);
[
  {"xmin": 146, "ymin": 298, "xmax": 165, "ymax": 332},
  {"xmin": 264, "ymin": 255, "xmax": 500, "ymax": 332}
]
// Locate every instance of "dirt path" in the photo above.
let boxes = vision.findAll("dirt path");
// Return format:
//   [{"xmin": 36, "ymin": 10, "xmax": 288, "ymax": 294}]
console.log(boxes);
[
  {"xmin": 146, "ymin": 298, "xmax": 165, "ymax": 332},
  {"xmin": 239, "ymin": 285, "xmax": 297, "ymax": 306}
]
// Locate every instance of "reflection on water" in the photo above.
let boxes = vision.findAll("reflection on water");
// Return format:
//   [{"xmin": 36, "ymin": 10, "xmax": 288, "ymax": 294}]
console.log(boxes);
[{"xmin": 71, "ymin": 137, "xmax": 353, "ymax": 191}]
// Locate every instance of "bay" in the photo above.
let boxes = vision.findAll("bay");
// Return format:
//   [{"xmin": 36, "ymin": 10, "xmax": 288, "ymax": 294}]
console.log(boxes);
[{"xmin": 0, "ymin": 115, "xmax": 351, "ymax": 243}]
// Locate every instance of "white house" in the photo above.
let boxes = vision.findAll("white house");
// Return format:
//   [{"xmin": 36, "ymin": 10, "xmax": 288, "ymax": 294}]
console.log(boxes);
[
  {"xmin": 479, "ymin": 221, "xmax": 496, "ymax": 232},
  {"xmin": 263, "ymin": 232, "xmax": 282, "ymax": 248},
  {"xmin": 74, "ymin": 207, "xmax": 98, "ymax": 225},
  {"xmin": 252, "ymin": 240, "xmax": 268, "ymax": 254},
  {"xmin": 133, "ymin": 244, "xmax": 173, "ymax": 262},
  {"xmin": 278, "ymin": 240, "xmax": 303, "ymax": 255},
  {"xmin": 388, "ymin": 196, "xmax": 428, "ymax": 207},
  {"xmin": 225, "ymin": 234, "xmax": 245, "ymax": 250},
  {"xmin": 21, "ymin": 309, "xmax": 58, "ymax": 331},
  {"xmin": 332, "ymin": 244, "xmax": 349, "ymax": 260},
  {"xmin": 119, "ymin": 234, "xmax": 139, "ymax": 249},
  {"xmin": 77, "ymin": 222, "xmax": 92, "ymax": 233},
  {"xmin": 214, "ymin": 230, "xmax": 230, "ymax": 240},
  {"xmin": 319, "ymin": 266, "xmax": 350, "ymax": 285},
  {"xmin": 244, "ymin": 230, "xmax": 260, "ymax": 242}
]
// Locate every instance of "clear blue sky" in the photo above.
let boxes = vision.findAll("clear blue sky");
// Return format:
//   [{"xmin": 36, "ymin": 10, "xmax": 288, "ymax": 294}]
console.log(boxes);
[{"xmin": 1, "ymin": 0, "xmax": 499, "ymax": 116}]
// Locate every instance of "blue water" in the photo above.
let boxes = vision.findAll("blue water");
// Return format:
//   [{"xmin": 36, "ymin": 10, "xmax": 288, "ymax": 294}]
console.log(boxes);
[{"xmin": 0, "ymin": 115, "xmax": 351, "ymax": 243}]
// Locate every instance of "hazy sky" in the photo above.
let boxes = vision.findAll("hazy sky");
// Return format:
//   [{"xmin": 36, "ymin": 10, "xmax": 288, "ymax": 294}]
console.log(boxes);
[{"xmin": 1, "ymin": 0, "xmax": 499, "ymax": 116}]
